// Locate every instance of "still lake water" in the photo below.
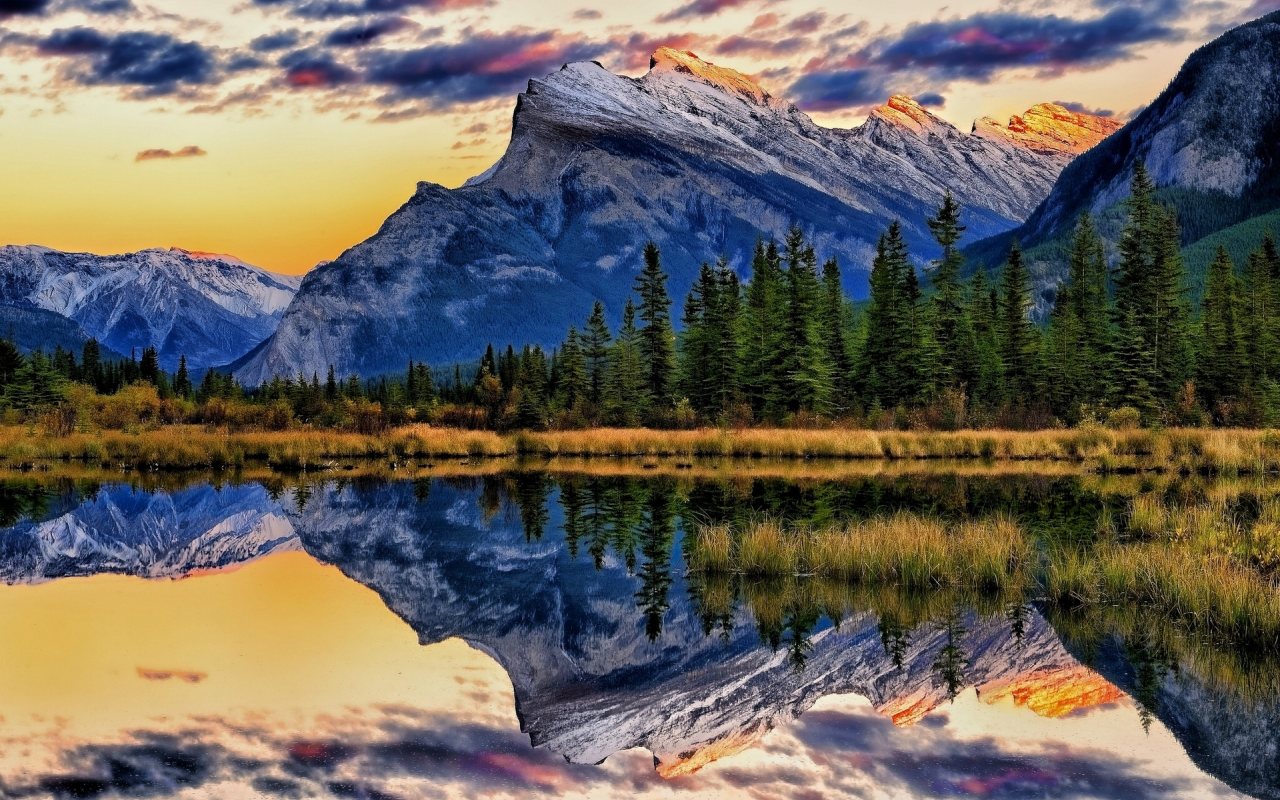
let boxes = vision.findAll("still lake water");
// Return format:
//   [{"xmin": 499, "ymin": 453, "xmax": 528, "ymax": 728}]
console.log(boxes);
[{"xmin": 0, "ymin": 467, "xmax": 1275, "ymax": 799}]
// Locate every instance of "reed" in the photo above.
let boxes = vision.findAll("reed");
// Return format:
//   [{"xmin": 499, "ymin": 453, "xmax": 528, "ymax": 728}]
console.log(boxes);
[
  {"xmin": 687, "ymin": 513, "xmax": 1031, "ymax": 590},
  {"xmin": 9, "ymin": 424, "xmax": 1280, "ymax": 471}
]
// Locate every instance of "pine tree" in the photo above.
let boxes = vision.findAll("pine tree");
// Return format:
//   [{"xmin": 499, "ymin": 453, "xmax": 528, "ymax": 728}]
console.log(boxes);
[
  {"xmin": 1066, "ymin": 215, "xmax": 1112, "ymax": 405},
  {"xmin": 821, "ymin": 257, "xmax": 853, "ymax": 411},
  {"xmin": 966, "ymin": 267, "xmax": 1002, "ymax": 406},
  {"xmin": 606, "ymin": 298, "xmax": 646, "ymax": 426},
  {"xmin": 858, "ymin": 222, "xmax": 916, "ymax": 407},
  {"xmin": 558, "ymin": 327, "xmax": 587, "ymax": 411},
  {"xmin": 174, "ymin": 355, "xmax": 192, "ymax": 399},
  {"xmin": 926, "ymin": 191, "xmax": 968, "ymax": 388},
  {"xmin": 1198, "ymin": 246, "xmax": 1245, "ymax": 412},
  {"xmin": 679, "ymin": 262, "xmax": 718, "ymax": 415},
  {"xmin": 738, "ymin": 240, "xmax": 787, "ymax": 421},
  {"xmin": 635, "ymin": 242, "xmax": 676, "ymax": 409},
  {"xmin": 1244, "ymin": 246, "xmax": 1276, "ymax": 390},
  {"xmin": 139, "ymin": 347, "xmax": 160, "ymax": 386},
  {"xmin": 325, "ymin": 365, "xmax": 338, "ymax": 400},
  {"xmin": 997, "ymin": 241, "xmax": 1039, "ymax": 403},
  {"xmin": 1149, "ymin": 208, "xmax": 1193, "ymax": 401},
  {"xmin": 582, "ymin": 301, "xmax": 612, "ymax": 406},
  {"xmin": 81, "ymin": 339, "xmax": 102, "ymax": 390},
  {"xmin": 1111, "ymin": 305, "xmax": 1159, "ymax": 418}
]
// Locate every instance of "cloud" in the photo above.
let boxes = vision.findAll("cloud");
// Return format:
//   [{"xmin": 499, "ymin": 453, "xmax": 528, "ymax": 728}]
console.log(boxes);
[
  {"xmin": 324, "ymin": 16, "xmax": 415, "ymax": 47},
  {"xmin": 915, "ymin": 91, "xmax": 945, "ymax": 107},
  {"xmin": 280, "ymin": 48, "xmax": 359, "ymax": 87},
  {"xmin": 656, "ymin": 0, "xmax": 750, "ymax": 23},
  {"xmin": 788, "ymin": 68, "xmax": 891, "ymax": 112},
  {"xmin": 55, "ymin": 0, "xmax": 136, "ymax": 14},
  {"xmin": 360, "ymin": 30, "xmax": 608, "ymax": 106},
  {"xmin": 251, "ymin": 30, "xmax": 303, "ymax": 52},
  {"xmin": 715, "ymin": 34, "xmax": 810, "ymax": 58},
  {"xmin": 32, "ymin": 28, "xmax": 217, "ymax": 96},
  {"xmin": 868, "ymin": 6, "xmax": 1187, "ymax": 80},
  {"xmin": 1053, "ymin": 99, "xmax": 1114, "ymax": 116},
  {"xmin": 254, "ymin": 0, "xmax": 488, "ymax": 19},
  {"xmin": 135, "ymin": 145, "xmax": 207, "ymax": 161},
  {"xmin": 0, "ymin": 0, "xmax": 49, "ymax": 16},
  {"xmin": 572, "ymin": 8, "xmax": 600, "ymax": 20},
  {"xmin": 788, "ymin": 4, "xmax": 1191, "ymax": 111}
]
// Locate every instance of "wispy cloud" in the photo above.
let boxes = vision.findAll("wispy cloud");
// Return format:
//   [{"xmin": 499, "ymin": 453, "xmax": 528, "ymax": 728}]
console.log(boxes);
[{"xmin": 135, "ymin": 145, "xmax": 207, "ymax": 161}]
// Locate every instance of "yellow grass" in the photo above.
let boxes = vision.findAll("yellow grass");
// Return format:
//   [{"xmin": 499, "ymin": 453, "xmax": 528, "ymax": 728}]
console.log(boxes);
[
  {"xmin": 688, "ymin": 513, "xmax": 1031, "ymax": 590},
  {"xmin": 6, "ymin": 424, "xmax": 1280, "ymax": 471}
]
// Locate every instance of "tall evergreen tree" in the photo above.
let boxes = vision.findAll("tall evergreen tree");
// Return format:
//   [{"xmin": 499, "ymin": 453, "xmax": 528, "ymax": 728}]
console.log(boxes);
[
  {"xmin": 781, "ymin": 228, "xmax": 833, "ymax": 414},
  {"xmin": 859, "ymin": 222, "xmax": 916, "ymax": 407},
  {"xmin": 926, "ymin": 191, "xmax": 968, "ymax": 388},
  {"xmin": 558, "ymin": 327, "xmax": 587, "ymax": 411},
  {"xmin": 966, "ymin": 267, "xmax": 1002, "ymax": 406},
  {"xmin": 821, "ymin": 256, "xmax": 853, "ymax": 411},
  {"xmin": 997, "ymin": 241, "xmax": 1038, "ymax": 402},
  {"xmin": 606, "ymin": 298, "xmax": 647, "ymax": 426},
  {"xmin": 635, "ymin": 242, "xmax": 676, "ymax": 409},
  {"xmin": 582, "ymin": 300, "xmax": 612, "ymax": 406},
  {"xmin": 174, "ymin": 355, "xmax": 192, "ymax": 399},
  {"xmin": 738, "ymin": 240, "xmax": 787, "ymax": 420},
  {"xmin": 1198, "ymin": 246, "xmax": 1245, "ymax": 412},
  {"xmin": 1067, "ymin": 214, "xmax": 1112, "ymax": 404}
]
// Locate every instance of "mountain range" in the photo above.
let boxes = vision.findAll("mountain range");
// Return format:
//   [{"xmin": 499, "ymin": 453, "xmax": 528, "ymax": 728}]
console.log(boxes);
[
  {"xmin": 968, "ymin": 9, "xmax": 1280, "ymax": 305},
  {"xmin": 0, "ymin": 246, "xmax": 301, "ymax": 373},
  {"xmin": 230, "ymin": 48, "xmax": 1117, "ymax": 382}
]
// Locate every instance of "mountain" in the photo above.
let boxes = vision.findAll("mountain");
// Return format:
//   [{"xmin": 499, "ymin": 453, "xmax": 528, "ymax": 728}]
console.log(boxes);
[
  {"xmin": 0, "ymin": 304, "xmax": 128, "ymax": 361},
  {"xmin": 0, "ymin": 245, "xmax": 302, "ymax": 373},
  {"xmin": 967, "ymin": 10, "xmax": 1280, "ymax": 294},
  {"xmin": 233, "ymin": 49, "xmax": 1116, "ymax": 383}
]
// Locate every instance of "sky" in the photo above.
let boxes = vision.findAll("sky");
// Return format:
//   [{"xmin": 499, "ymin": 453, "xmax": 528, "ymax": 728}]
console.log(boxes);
[{"xmin": 0, "ymin": 0, "xmax": 1273, "ymax": 274}]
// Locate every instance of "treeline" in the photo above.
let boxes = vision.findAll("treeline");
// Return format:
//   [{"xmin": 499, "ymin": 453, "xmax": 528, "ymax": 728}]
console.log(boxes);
[
  {"xmin": 450, "ymin": 164, "xmax": 1280, "ymax": 430},
  {"xmin": 5, "ymin": 162, "xmax": 1279, "ymax": 433}
]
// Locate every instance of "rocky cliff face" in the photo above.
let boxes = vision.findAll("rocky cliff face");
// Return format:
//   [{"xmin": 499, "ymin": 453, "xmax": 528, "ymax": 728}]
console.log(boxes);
[
  {"xmin": 233, "ymin": 48, "xmax": 1114, "ymax": 383},
  {"xmin": 972, "ymin": 103, "xmax": 1123, "ymax": 158},
  {"xmin": 972, "ymin": 10, "xmax": 1280, "ymax": 269},
  {"xmin": 0, "ymin": 246, "xmax": 301, "ymax": 372}
]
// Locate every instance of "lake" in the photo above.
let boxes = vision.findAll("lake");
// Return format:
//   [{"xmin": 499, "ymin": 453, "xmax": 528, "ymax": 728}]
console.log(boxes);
[{"xmin": 0, "ymin": 465, "xmax": 1274, "ymax": 799}]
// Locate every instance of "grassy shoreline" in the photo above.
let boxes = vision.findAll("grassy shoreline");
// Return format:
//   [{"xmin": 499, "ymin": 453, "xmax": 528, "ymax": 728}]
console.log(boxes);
[{"xmin": 3, "ymin": 424, "xmax": 1280, "ymax": 472}]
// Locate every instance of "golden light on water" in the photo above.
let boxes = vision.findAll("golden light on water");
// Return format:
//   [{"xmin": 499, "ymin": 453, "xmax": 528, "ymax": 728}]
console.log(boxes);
[{"xmin": 0, "ymin": 552, "xmax": 516, "ymax": 739}]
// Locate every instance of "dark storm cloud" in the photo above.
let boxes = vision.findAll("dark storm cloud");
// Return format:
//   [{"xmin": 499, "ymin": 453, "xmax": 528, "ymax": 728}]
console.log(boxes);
[
  {"xmin": 656, "ymin": 0, "xmax": 751, "ymax": 23},
  {"xmin": 251, "ymin": 29, "xmax": 303, "ymax": 52},
  {"xmin": 33, "ymin": 27, "xmax": 217, "ymax": 94},
  {"xmin": 787, "ymin": 68, "xmax": 891, "ymax": 112},
  {"xmin": 325, "ymin": 16, "xmax": 414, "ymax": 47},
  {"xmin": 254, "ymin": 0, "xmax": 487, "ymax": 19},
  {"xmin": 279, "ymin": 48, "xmax": 359, "ymax": 86},
  {"xmin": 868, "ymin": 5, "xmax": 1187, "ymax": 80},
  {"xmin": 788, "ymin": 3, "xmax": 1190, "ymax": 111},
  {"xmin": 915, "ymin": 91, "xmax": 944, "ymax": 106},
  {"xmin": 359, "ymin": 30, "xmax": 608, "ymax": 105},
  {"xmin": 0, "ymin": 0, "xmax": 48, "ymax": 15}
]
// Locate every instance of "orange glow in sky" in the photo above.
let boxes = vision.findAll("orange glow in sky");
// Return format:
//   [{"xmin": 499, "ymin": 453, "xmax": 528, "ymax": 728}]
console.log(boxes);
[{"xmin": 0, "ymin": 0, "xmax": 1262, "ymax": 274}]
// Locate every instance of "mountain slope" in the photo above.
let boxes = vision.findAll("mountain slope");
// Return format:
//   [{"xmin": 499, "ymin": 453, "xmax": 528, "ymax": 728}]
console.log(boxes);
[
  {"xmin": 0, "ymin": 304, "xmax": 128, "ymax": 361},
  {"xmin": 967, "ymin": 10, "xmax": 1280, "ymax": 287},
  {"xmin": 235, "ymin": 49, "xmax": 1115, "ymax": 383},
  {"xmin": 0, "ymin": 246, "xmax": 302, "ymax": 372}
]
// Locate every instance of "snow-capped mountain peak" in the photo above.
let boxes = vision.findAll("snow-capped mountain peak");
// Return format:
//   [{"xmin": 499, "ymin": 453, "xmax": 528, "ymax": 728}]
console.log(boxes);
[
  {"xmin": 972, "ymin": 103, "xmax": 1123, "ymax": 157},
  {"xmin": 645, "ymin": 47, "xmax": 773, "ymax": 106},
  {"xmin": 868, "ymin": 94, "xmax": 951, "ymax": 135},
  {"xmin": 0, "ymin": 244, "xmax": 301, "ymax": 371}
]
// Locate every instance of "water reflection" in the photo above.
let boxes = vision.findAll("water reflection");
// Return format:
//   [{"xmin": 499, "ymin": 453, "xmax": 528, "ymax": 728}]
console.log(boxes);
[{"xmin": 0, "ymin": 471, "xmax": 1273, "ymax": 798}]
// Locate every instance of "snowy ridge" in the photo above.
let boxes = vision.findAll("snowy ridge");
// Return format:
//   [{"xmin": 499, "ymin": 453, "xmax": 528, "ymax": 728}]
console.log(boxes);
[
  {"xmin": 235, "ymin": 49, "xmax": 1115, "ymax": 383},
  {"xmin": 0, "ymin": 245, "xmax": 301, "ymax": 372}
]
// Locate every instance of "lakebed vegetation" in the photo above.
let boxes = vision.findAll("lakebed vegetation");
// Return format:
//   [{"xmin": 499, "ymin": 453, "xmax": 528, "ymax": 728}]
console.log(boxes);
[{"xmin": 6, "ymin": 423, "xmax": 1280, "ymax": 473}]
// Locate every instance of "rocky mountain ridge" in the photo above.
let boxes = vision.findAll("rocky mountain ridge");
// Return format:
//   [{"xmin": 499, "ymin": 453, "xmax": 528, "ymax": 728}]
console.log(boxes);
[
  {"xmin": 233, "ymin": 48, "xmax": 1115, "ymax": 383},
  {"xmin": 0, "ymin": 245, "xmax": 301, "ymax": 372},
  {"xmin": 969, "ymin": 10, "xmax": 1280, "ymax": 285}
]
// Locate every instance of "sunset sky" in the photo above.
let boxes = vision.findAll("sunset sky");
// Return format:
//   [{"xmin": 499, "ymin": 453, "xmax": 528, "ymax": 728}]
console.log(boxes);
[{"xmin": 0, "ymin": 0, "xmax": 1273, "ymax": 274}]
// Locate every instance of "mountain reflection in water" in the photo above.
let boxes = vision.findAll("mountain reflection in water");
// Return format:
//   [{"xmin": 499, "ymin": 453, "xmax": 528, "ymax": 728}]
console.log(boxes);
[{"xmin": 0, "ymin": 472, "xmax": 1269, "ymax": 799}]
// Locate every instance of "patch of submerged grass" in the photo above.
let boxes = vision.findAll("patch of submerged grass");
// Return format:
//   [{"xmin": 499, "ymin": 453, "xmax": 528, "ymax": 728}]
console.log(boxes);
[{"xmin": 688, "ymin": 513, "xmax": 1030, "ymax": 590}]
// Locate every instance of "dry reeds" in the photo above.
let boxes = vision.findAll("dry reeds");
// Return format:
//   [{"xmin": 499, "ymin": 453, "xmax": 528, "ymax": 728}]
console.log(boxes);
[{"xmin": 688, "ymin": 513, "xmax": 1030, "ymax": 590}]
